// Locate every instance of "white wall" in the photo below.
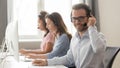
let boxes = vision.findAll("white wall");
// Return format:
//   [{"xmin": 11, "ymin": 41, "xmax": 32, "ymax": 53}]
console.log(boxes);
[
  {"xmin": 98, "ymin": 2, "xmax": 120, "ymax": 67},
  {"xmin": 98, "ymin": 0, "xmax": 120, "ymax": 46}
]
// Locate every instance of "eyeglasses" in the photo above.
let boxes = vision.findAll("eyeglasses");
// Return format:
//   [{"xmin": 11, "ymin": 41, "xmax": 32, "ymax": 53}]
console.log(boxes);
[{"xmin": 71, "ymin": 16, "xmax": 87, "ymax": 23}]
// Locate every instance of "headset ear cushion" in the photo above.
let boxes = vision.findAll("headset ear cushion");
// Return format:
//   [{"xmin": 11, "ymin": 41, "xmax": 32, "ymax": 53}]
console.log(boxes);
[
  {"xmin": 54, "ymin": 22, "xmax": 57, "ymax": 26},
  {"xmin": 50, "ymin": 15, "xmax": 58, "ymax": 26},
  {"xmin": 53, "ymin": 18, "xmax": 57, "ymax": 26}
]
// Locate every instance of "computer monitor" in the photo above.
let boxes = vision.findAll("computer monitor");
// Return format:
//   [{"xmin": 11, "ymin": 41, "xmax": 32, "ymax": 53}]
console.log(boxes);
[{"xmin": 5, "ymin": 21, "xmax": 19, "ymax": 62}]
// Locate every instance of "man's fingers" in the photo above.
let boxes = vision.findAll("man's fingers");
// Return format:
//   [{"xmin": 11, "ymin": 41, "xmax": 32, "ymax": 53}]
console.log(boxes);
[
  {"xmin": 33, "ymin": 62, "xmax": 41, "ymax": 66},
  {"xmin": 33, "ymin": 59, "xmax": 41, "ymax": 63},
  {"xmin": 32, "ymin": 60, "xmax": 43, "ymax": 66},
  {"xmin": 32, "ymin": 59, "xmax": 47, "ymax": 66}
]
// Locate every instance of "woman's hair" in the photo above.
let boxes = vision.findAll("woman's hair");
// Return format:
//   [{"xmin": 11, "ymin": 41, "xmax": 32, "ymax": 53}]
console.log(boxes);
[
  {"xmin": 45, "ymin": 12, "xmax": 72, "ymax": 40},
  {"xmin": 38, "ymin": 11, "xmax": 49, "ymax": 37}
]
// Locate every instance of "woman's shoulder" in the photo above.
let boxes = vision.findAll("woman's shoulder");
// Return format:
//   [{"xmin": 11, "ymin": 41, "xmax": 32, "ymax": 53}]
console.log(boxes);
[
  {"xmin": 43, "ymin": 32, "xmax": 55, "ymax": 43},
  {"xmin": 60, "ymin": 33, "xmax": 68, "ymax": 36},
  {"xmin": 45, "ymin": 32, "xmax": 54, "ymax": 37},
  {"xmin": 43, "ymin": 32, "xmax": 54, "ymax": 40},
  {"xmin": 59, "ymin": 33, "xmax": 69, "ymax": 39}
]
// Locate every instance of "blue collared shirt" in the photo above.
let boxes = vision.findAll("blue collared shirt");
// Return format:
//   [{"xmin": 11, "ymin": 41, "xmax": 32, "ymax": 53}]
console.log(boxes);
[{"xmin": 47, "ymin": 26, "xmax": 106, "ymax": 68}]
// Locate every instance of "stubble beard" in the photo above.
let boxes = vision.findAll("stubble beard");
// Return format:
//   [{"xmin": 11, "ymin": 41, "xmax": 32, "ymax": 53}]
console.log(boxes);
[{"xmin": 77, "ymin": 26, "xmax": 88, "ymax": 33}]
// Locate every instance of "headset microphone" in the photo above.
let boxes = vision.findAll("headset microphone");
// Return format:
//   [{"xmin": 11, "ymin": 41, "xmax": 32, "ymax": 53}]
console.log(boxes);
[{"xmin": 82, "ymin": 22, "xmax": 87, "ymax": 27}]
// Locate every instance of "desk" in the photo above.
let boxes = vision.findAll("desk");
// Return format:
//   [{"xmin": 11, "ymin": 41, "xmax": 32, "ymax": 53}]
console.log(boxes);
[{"xmin": 0, "ymin": 56, "xmax": 67, "ymax": 68}]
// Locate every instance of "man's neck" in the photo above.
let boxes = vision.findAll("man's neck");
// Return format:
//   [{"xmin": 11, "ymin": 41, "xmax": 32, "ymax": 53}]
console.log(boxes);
[{"xmin": 79, "ymin": 30, "xmax": 87, "ymax": 37}]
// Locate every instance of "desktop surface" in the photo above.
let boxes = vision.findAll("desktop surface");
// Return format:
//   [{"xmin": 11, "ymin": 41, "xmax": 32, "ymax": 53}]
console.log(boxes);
[{"xmin": 0, "ymin": 55, "xmax": 67, "ymax": 68}]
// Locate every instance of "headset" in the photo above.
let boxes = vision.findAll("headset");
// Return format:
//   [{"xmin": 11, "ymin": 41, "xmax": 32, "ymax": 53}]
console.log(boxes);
[{"xmin": 49, "ymin": 14, "xmax": 59, "ymax": 26}]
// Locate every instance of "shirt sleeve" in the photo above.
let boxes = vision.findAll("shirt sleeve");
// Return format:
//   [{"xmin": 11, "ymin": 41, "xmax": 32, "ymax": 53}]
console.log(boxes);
[
  {"xmin": 46, "ymin": 34, "xmax": 70, "ymax": 59},
  {"xmin": 88, "ymin": 26, "xmax": 106, "ymax": 53},
  {"xmin": 46, "ymin": 33, "xmax": 55, "ymax": 44},
  {"xmin": 47, "ymin": 47, "xmax": 75, "ymax": 67}
]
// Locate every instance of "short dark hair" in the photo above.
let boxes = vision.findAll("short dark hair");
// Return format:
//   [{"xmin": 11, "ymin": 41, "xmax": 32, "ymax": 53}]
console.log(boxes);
[{"xmin": 72, "ymin": 3, "xmax": 91, "ymax": 17}]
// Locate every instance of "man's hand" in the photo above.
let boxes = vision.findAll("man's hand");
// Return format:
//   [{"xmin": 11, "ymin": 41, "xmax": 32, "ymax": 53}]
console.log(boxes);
[
  {"xmin": 32, "ymin": 59, "xmax": 48, "ymax": 66},
  {"xmin": 87, "ymin": 15, "xmax": 96, "ymax": 27}
]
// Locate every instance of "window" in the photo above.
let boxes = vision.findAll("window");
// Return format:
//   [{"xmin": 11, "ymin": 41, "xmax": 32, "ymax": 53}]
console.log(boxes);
[
  {"xmin": 13, "ymin": 0, "xmax": 42, "ymax": 39},
  {"xmin": 18, "ymin": 0, "xmax": 38, "ymax": 36},
  {"xmin": 44, "ymin": 0, "xmax": 83, "ymax": 35},
  {"xmin": 13, "ymin": 0, "xmax": 83, "ymax": 39}
]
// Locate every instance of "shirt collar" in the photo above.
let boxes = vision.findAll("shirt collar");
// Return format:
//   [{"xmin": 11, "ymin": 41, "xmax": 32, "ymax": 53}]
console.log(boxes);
[{"xmin": 75, "ymin": 30, "xmax": 89, "ymax": 39}]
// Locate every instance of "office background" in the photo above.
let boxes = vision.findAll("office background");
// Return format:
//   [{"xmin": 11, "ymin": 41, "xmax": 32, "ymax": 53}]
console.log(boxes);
[
  {"xmin": 0, "ymin": 0, "xmax": 120, "ymax": 68},
  {"xmin": 0, "ymin": 0, "xmax": 120, "ymax": 46}
]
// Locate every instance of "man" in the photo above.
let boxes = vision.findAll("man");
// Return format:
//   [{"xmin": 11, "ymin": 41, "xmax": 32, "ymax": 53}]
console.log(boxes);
[{"xmin": 32, "ymin": 3, "xmax": 106, "ymax": 68}]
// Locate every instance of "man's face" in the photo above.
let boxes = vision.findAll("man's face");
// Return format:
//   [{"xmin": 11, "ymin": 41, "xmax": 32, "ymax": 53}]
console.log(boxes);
[{"xmin": 71, "ymin": 9, "xmax": 88, "ymax": 32}]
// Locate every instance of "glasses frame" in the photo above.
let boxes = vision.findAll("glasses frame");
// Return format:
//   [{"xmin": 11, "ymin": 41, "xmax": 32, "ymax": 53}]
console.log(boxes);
[{"xmin": 71, "ymin": 16, "xmax": 87, "ymax": 23}]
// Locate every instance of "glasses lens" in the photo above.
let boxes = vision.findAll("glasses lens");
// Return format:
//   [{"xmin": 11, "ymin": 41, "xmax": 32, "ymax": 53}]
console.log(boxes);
[{"xmin": 72, "ymin": 16, "xmax": 86, "ymax": 23}]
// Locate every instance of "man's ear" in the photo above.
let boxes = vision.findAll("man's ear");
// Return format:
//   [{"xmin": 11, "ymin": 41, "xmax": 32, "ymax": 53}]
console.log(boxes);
[{"xmin": 89, "ymin": 12, "xmax": 92, "ymax": 17}]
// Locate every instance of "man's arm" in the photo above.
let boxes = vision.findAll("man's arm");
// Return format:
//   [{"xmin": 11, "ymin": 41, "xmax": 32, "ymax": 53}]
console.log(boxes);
[
  {"xmin": 88, "ymin": 26, "xmax": 106, "ymax": 53},
  {"xmin": 87, "ymin": 16, "xmax": 106, "ymax": 53},
  {"xmin": 47, "ymin": 48, "xmax": 75, "ymax": 67}
]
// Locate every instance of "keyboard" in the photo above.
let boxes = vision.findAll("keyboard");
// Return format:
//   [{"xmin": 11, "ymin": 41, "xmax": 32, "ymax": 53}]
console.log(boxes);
[{"xmin": 20, "ymin": 56, "xmax": 33, "ymax": 62}]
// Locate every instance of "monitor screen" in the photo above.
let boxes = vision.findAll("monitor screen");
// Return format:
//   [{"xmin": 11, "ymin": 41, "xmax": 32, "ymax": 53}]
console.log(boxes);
[{"xmin": 5, "ymin": 21, "xmax": 19, "ymax": 62}]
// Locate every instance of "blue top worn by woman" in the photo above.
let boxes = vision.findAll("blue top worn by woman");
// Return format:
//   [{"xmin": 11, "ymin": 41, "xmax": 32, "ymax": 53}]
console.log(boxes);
[{"xmin": 46, "ymin": 33, "xmax": 70, "ymax": 59}]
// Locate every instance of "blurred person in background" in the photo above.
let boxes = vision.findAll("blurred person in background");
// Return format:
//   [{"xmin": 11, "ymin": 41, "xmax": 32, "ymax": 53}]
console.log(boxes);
[
  {"xmin": 20, "ymin": 11, "xmax": 55, "ymax": 56},
  {"xmin": 26, "ymin": 12, "xmax": 72, "ymax": 59}
]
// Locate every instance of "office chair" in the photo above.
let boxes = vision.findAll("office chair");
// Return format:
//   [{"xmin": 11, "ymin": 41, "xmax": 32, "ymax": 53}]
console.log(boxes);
[
  {"xmin": 69, "ymin": 66, "xmax": 76, "ymax": 68},
  {"xmin": 104, "ymin": 46, "xmax": 120, "ymax": 68}
]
